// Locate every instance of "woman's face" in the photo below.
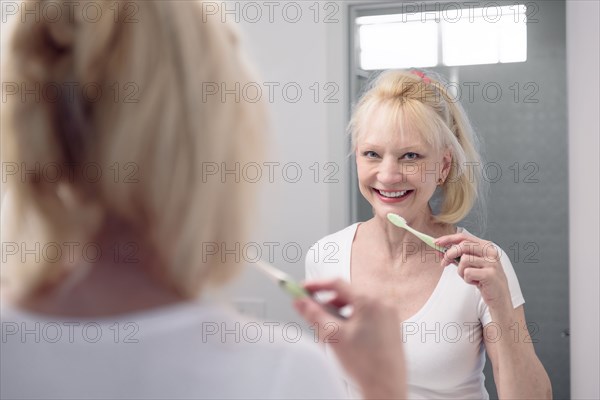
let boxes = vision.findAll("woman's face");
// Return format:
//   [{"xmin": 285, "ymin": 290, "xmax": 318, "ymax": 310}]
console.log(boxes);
[{"xmin": 355, "ymin": 107, "xmax": 451, "ymax": 224}]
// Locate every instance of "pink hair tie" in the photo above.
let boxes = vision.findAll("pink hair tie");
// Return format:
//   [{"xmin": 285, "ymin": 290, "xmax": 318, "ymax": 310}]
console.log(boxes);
[{"xmin": 411, "ymin": 70, "xmax": 431, "ymax": 85}]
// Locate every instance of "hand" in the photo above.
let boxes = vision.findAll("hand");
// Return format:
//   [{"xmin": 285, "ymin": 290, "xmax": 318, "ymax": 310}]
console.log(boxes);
[
  {"xmin": 294, "ymin": 278, "xmax": 406, "ymax": 400},
  {"xmin": 436, "ymin": 232, "xmax": 512, "ymax": 312}
]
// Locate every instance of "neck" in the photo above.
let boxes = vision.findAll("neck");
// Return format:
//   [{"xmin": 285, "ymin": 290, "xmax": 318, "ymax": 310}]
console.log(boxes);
[
  {"xmin": 16, "ymin": 218, "xmax": 186, "ymax": 318},
  {"xmin": 370, "ymin": 208, "xmax": 447, "ymax": 261}
]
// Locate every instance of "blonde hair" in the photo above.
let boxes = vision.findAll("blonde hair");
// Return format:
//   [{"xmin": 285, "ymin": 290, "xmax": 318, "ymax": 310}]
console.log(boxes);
[
  {"xmin": 349, "ymin": 70, "xmax": 484, "ymax": 224},
  {"xmin": 1, "ymin": 0, "xmax": 266, "ymax": 300}
]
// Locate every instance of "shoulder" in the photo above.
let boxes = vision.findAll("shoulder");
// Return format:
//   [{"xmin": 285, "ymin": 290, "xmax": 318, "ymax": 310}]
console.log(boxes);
[
  {"xmin": 0, "ymin": 302, "xmax": 346, "ymax": 399},
  {"xmin": 312, "ymin": 223, "xmax": 360, "ymax": 248},
  {"xmin": 305, "ymin": 223, "xmax": 359, "ymax": 279}
]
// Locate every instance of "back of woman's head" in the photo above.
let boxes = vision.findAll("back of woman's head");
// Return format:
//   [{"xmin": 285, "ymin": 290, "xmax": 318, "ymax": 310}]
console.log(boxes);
[
  {"xmin": 1, "ymin": 0, "xmax": 266, "ymax": 300},
  {"xmin": 349, "ymin": 69, "xmax": 485, "ymax": 225}
]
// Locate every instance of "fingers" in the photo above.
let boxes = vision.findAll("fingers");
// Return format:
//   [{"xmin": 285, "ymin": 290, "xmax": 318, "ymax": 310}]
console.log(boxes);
[
  {"xmin": 294, "ymin": 279, "xmax": 354, "ymax": 343},
  {"xmin": 456, "ymin": 255, "xmax": 488, "ymax": 279},
  {"xmin": 435, "ymin": 232, "xmax": 476, "ymax": 247},
  {"xmin": 293, "ymin": 297, "xmax": 342, "ymax": 343},
  {"xmin": 302, "ymin": 278, "xmax": 357, "ymax": 307},
  {"xmin": 322, "ymin": 295, "xmax": 350, "ymax": 309},
  {"xmin": 448, "ymin": 242, "xmax": 500, "ymax": 281},
  {"xmin": 439, "ymin": 238, "xmax": 501, "ymax": 267},
  {"xmin": 462, "ymin": 266, "xmax": 488, "ymax": 286},
  {"xmin": 443, "ymin": 241, "xmax": 503, "ymax": 288},
  {"xmin": 437, "ymin": 236, "xmax": 501, "ymax": 287}
]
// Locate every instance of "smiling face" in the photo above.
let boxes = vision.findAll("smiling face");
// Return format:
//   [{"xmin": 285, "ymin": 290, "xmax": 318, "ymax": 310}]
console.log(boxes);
[{"xmin": 355, "ymin": 103, "xmax": 451, "ymax": 225}]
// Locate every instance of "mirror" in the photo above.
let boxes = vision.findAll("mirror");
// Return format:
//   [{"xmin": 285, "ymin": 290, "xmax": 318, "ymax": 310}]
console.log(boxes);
[{"xmin": 348, "ymin": 1, "xmax": 568, "ymax": 398}]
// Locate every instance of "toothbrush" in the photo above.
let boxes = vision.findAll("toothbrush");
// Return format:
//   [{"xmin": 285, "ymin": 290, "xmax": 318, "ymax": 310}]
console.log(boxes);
[
  {"xmin": 386, "ymin": 213, "xmax": 461, "ymax": 264},
  {"xmin": 251, "ymin": 260, "xmax": 348, "ymax": 320}
]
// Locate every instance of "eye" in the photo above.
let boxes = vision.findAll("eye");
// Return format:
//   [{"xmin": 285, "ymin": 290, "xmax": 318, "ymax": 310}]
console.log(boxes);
[
  {"xmin": 362, "ymin": 151, "xmax": 380, "ymax": 159},
  {"xmin": 402, "ymin": 152, "xmax": 420, "ymax": 160}
]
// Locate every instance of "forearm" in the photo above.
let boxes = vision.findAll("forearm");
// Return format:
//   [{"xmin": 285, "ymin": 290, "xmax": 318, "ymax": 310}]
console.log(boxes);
[
  {"xmin": 360, "ymin": 377, "xmax": 406, "ymax": 400},
  {"xmin": 491, "ymin": 310, "xmax": 552, "ymax": 399},
  {"xmin": 355, "ymin": 357, "xmax": 406, "ymax": 400}
]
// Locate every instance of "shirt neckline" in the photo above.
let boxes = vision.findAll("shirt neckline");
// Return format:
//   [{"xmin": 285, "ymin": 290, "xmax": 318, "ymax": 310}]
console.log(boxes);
[{"xmin": 345, "ymin": 222, "xmax": 459, "ymax": 323}]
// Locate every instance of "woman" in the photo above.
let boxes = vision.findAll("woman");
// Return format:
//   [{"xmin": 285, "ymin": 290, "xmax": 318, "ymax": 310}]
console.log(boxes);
[
  {"xmin": 0, "ymin": 1, "xmax": 405, "ymax": 399},
  {"xmin": 306, "ymin": 70, "xmax": 552, "ymax": 399}
]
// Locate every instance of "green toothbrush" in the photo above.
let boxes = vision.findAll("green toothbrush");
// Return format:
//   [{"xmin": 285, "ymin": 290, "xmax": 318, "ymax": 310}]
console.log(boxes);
[
  {"xmin": 387, "ymin": 213, "xmax": 461, "ymax": 263},
  {"xmin": 252, "ymin": 260, "xmax": 348, "ymax": 320}
]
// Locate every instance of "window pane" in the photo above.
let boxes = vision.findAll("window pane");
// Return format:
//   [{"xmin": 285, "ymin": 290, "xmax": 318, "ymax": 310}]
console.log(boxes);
[
  {"xmin": 356, "ymin": 5, "xmax": 527, "ymax": 69},
  {"xmin": 442, "ymin": 16, "xmax": 501, "ymax": 66},
  {"xmin": 359, "ymin": 21, "xmax": 438, "ymax": 70},
  {"xmin": 499, "ymin": 15, "xmax": 527, "ymax": 63},
  {"xmin": 442, "ymin": 6, "xmax": 527, "ymax": 66}
]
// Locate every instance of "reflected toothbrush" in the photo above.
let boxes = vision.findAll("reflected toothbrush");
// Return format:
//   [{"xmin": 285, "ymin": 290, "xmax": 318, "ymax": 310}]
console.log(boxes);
[{"xmin": 386, "ymin": 213, "xmax": 461, "ymax": 264}]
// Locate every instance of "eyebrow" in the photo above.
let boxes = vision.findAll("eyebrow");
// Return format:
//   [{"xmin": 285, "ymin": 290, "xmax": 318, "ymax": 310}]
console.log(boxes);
[{"xmin": 359, "ymin": 142, "xmax": 425, "ymax": 151}]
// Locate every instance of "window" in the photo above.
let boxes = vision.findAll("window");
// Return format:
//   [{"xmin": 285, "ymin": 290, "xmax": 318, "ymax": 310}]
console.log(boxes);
[{"xmin": 357, "ymin": 5, "xmax": 527, "ymax": 70}]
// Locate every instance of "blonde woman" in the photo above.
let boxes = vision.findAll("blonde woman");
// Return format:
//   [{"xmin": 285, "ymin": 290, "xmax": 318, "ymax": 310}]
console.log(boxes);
[
  {"xmin": 1, "ymin": 1, "xmax": 405, "ymax": 399},
  {"xmin": 306, "ymin": 70, "xmax": 552, "ymax": 399}
]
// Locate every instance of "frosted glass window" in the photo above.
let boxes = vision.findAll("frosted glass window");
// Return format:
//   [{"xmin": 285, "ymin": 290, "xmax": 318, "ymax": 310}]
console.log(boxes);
[
  {"xmin": 359, "ymin": 21, "xmax": 438, "ymax": 70},
  {"xmin": 357, "ymin": 5, "xmax": 527, "ymax": 70},
  {"xmin": 442, "ymin": 6, "xmax": 527, "ymax": 66},
  {"xmin": 498, "ymin": 15, "xmax": 528, "ymax": 63}
]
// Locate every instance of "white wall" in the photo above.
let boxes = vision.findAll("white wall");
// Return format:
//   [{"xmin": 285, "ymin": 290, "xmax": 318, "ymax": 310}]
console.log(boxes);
[
  {"xmin": 217, "ymin": 2, "xmax": 350, "ymax": 324},
  {"xmin": 567, "ymin": 1, "xmax": 600, "ymax": 399}
]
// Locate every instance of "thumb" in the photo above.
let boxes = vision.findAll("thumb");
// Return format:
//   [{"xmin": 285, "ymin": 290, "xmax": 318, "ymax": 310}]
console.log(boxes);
[{"xmin": 294, "ymin": 297, "xmax": 342, "ymax": 343}]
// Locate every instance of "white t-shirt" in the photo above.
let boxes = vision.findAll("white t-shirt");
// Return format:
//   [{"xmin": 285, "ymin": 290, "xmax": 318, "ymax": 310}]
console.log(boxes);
[
  {"xmin": 0, "ymin": 298, "xmax": 347, "ymax": 399},
  {"xmin": 306, "ymin": 223, "xmax": 525, "ymax": 400}
]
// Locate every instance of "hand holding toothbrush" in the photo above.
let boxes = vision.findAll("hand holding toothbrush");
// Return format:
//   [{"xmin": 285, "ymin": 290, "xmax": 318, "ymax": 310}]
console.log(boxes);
[
  {"xmin": 387, "ymin": 212, "xmax": 512, "ymax": 313},
  {"xmin": 436, "ymin": 232, "xmax": 513, "ymax": 312},
  {"xmin": 294, "ymin": 279, "xmax": 406, "ymax": 400}
]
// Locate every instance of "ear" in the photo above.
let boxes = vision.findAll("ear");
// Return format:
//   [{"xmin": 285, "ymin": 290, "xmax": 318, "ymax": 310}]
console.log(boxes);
[{"xmin": 441, "ymin": 148, "xmax": 452, "ymax": 180}]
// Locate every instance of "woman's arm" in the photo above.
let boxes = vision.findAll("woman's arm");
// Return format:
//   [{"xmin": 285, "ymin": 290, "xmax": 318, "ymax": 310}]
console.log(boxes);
[
  {"xmin": 485, "ymin": 305, "xmax": 552, "ymax": 399},
  {"xmin": 437, "ymin": 232, "xmax": 552, "ymax": 399}
]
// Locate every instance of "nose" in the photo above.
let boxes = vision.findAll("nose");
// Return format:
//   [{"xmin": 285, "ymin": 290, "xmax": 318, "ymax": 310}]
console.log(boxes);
[{"xmin": 377, "ymin": 157, "xmax": 403, "ymax": 186}]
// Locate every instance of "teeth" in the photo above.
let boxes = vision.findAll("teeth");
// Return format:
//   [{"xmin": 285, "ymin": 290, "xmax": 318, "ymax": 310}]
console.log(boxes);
[{"xmin": 378, "ymin": 190, "xmax": 408, "ymax": 198}]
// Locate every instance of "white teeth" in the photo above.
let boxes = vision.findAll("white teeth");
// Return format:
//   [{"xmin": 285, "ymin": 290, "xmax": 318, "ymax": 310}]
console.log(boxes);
[{"xmin": 378, "ymin": 190, "xmax": 408, "ymax": 198}]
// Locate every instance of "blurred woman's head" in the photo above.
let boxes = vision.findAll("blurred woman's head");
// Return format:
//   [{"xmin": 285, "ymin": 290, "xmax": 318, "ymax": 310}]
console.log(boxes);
[
  {"xmin": 349, "ymin": 70, "xmax": 483, "ymax": 225},
  {"xmin": 1, "ymin": 0, "xmax": 266, "ymax": 301}
]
